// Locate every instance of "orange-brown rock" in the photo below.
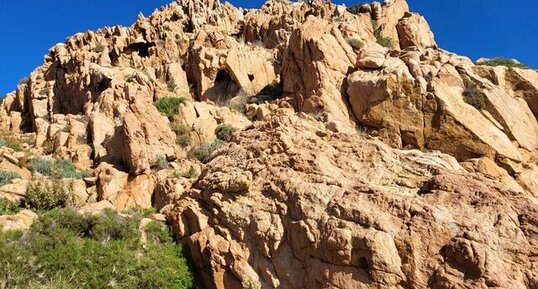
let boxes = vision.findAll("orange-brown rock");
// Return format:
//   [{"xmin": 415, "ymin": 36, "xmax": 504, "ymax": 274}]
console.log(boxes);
[{"xmin": 167, "ymin": 115, "xmax": 537, "ymax": 289}]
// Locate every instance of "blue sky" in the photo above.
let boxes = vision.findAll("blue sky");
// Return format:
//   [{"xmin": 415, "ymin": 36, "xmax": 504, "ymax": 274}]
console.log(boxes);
[{"xmin": 1, "ymin": 0, "xmax": 536, "ymax": 96}]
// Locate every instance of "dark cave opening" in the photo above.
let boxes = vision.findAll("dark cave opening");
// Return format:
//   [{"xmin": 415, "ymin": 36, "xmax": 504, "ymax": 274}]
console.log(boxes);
[
  {"xmin": 204, "ymin": 70, "xmax": 240, "ymax": 103},
  {"xmin": 126, "ymin": 42, "xmax": 155, "ymax": 58}
]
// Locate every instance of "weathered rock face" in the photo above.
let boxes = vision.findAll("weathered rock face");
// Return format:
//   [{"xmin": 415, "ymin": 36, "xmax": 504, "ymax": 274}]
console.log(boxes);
[
  {"xmin": 166, "ymin": 115, "xmax": 537, "ymax": 289},
  {"xmin": 1, "ymin": 0, "xmax": 538, "ymax": 288}
]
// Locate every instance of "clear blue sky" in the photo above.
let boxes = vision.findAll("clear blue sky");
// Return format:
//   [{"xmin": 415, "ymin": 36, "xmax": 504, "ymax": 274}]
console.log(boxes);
[{"xmin": 1, "ymin": 0, "xmax": 536, "ymax": 96}]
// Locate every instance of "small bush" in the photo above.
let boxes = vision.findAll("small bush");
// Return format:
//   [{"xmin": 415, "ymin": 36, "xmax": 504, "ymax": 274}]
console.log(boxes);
[
  {"xmin": 0, "ymin": 137, "xmax": 23, "ymax": 152},
  {"xmin": 216, "ymin": 124, "xmax": 236, "ymax": 142},
  {"xmin": 476, "ymin": 57, "xmax": 530, "ymax": 69},
  {"xmin": 174, "ymin": 166, "xmax": 197, "ymax": 179},
  {"xmin": 0, "ymin": 170, "xmax": 21, "ymax": 186},
  {"xmin": 93, "ymin": 44, "xmax": 105, "ymax": 53},
  {"xmin": 372, "ymin": 21, "xmax": 393, "ymax": 48},
  {"xmin": 189, "ymin": 140, "xmax": 224, "ymax": 163},
  {"xmin": 23, "ymin": 180, "xmax": 72, "ymax": 211},
  {"xmin": 167, "ymin": 79, "xmax": 178, "ymax": 92},
  {"xmin": 0, "ymin": 209, "xmax": 194, "ymax": 289},
  {"xmin": 28, "ymin": 158, "xmax": 89, "ymax": 179},
  {"xmin": 171, "ymin": 123, "xmax": 193, "ymax": 147},
  {"xmin": 0, "ymin": 198, "xmax": 20, "ymax": 215},
  {"xmin": 463, "ymin": 79, "xmax": 486, "ymax": 110},
  {"xmin": 347, "ymin": 38, "xmax": 362, "ymax": 50},
  {"xmin": 154, "ymin": 97, "xmax": 186, "ymax": 118}
]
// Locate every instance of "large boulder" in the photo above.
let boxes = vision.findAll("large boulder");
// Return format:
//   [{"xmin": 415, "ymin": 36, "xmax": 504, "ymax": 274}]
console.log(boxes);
[
  {"xmin": 396, "ymin": 12, "xmax": 436, "ymax": 49},
  {"xmin": 283, "ymin": 18, "xmax": 357, "ymax": 126}
]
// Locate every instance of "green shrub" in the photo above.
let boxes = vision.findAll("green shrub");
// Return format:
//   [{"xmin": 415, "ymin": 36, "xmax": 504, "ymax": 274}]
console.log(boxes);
[
  {"xmin": 94, "ymin": 44, "xmax": 105, "ymax": 53},
  {"xmin": 462, "ymin": 79, "xmax": 486, "ymax": 110},
  {"xmin": 216, "ymin": 124, "xmax": 236, "ymax": 142},
  {"xmin": 23, "ymin": 180, "xmax": 72, "ymax": 211},
  {"xmin": 171, "ymin": 123, "xmax": 193, "ymax": 147},
  {"xmin": 475, "ymin": 57, "xmax": 530, "ymax": 69},
  {"xmin": 28, "ymin": 157, "xmax": 89, "ymax": 179},
  {"xmin": 189, "ymin": 140, "xmax": 224, "ymax": 163},
  {"xmin": 174, "ymin": 166, "xmax": 197, "ymax": 179},
  {"xmin": 154, "ymin": 97, "xmax": 186, "ymax": 118},
  {"xmin": 0, "ymin": 170, "xmax": 21, "ymax": 187},
  {"xmin": 0, "ymin": 198, "xmax": 20, "ymax": 215},
  {"xmin": 0, "ymin": 136, "xmax": 23, "ymax": 151},
  {"xmin": 347, "ymin": 38, "xmax": 362, "ymax": 50},
  {"xmin": 167, "ymin": 80, "xmax": 178, "ymax": 92},
  {"xmin": 372, "ymin": 21, "xmax": 393, "ymax": 48},
  {"xmin": 0, "ymin": 209, "xmax": 194, "ymax": 289}
]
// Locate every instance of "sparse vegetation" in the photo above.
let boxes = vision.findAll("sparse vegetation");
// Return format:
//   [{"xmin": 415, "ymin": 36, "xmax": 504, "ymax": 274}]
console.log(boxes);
[
  {"xmin": 125, "ymin": 73, "xmax": 137, "ymax": 83},
  {"xmin": 171, "ymin": 123, "xmax": 193, "ymax": 147},
  {"xmin": 0, "ymin": 136, "xmax": 23, "ymax": 152},
  {"xmin": 462, "ymin": 79, "xmax": 486, "ymax": 110},
  {"xmin": 372, "ymin": 20, "xmax": 393, "ymax": 48},
  {"xmin": 154, "ymin": 97, "xmax": 186, "ymax": 118},
  {"xmin": 0, "ymin": 198, "xmax": 20, "ymax": 215},
  {"xmin": 475, "ymin": 57, "xmax": 530, "ymax": 69},
  {"xmin": 28, "ymin": 157, "xmax": 90, "ymax": 179},
  {"xmin": 216, "ymin": 124, "xmax": 236, "ymax": 142},
  {"xmin": 0, "ymin": 209, "xmax": 194, "ymax": 289},
  {"xmin": 347, "ymin": 38, "xmax": 363, "ymax": 50},
  {"xmin": 167, "ymin": 79, "xmax": 178, "ymax": 92},
  {"xmin": 155, "ymin": 155, "xmax": 169, "ymax": 170},
  {"xmin": 174, "ymin": 166, "xmax": 197, "ymax": 179},
  {"xmin": 94, "ymin": 44, "xmax": 105, "ymax": 53},
  {"xmin": 189, "ymin": 140, "xmax": 224, "ymax": 163},
  {"xmin": 23, "ymin": 180, "xmax": 72, "ymax": 211},
  {"xmin": 0, "ymin": 170, "xmax": 21, "ymax": 187}
]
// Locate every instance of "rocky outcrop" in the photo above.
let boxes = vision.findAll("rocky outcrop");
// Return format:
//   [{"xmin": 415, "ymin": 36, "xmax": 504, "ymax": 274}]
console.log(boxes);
[
  {"xmin": 166, "ymin": 115, "xmax": 537, "ymax": 289},
  {"xmin": 1, "ymin": 0, "xmax": 538, "ymax": 288}
]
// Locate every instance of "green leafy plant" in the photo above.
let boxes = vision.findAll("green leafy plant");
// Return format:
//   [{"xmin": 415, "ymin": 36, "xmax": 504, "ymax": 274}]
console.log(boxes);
[
  {"xmin": 0, "ymin": 209, "xmax": 194, "ymax": 289},
  {"xmin": 0, "ymin": 170, "xmax": 21, "ymax": 187},
  {"xmin": 171, "ymin": 123, "xmax": 193, "ymax": 147},
  {"xmin": 154, "ymin": 97, "xmax": 186, "ymax": 118},
  {"xmin": 475, "ymin": 57, "xmax": 530, "ymax": 69},
  {"xmin": 0, "ymin": 198, "xmax": 20, "ymax": 215},
  {"xmin": 215, "ymin": 124, "xmax": 236, "ymax": 142},
  {"xmin": 189, "ymin": 140, "xmax": 224, "ymax": 163},
  {"xmin": 28, "ymin": 158, "xmax": 89, "ymax": 179},
  {"xmin": 462, "ymin": 79, "xmax": 486, "ymax": 110},
  {"xmin": 167, "ymin": 79, "xmax": 178, "ymax": 92},
  {"xmin": 0, "ymin": 136, "xmax": 23, "ymax": 152},
  {"xmin": 372, "ymin": 20, "xmax": 393, "ymax": 48},
  {"xmin": 23, "ymin": 180, "xmax": 72, "ymax": 211}
]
